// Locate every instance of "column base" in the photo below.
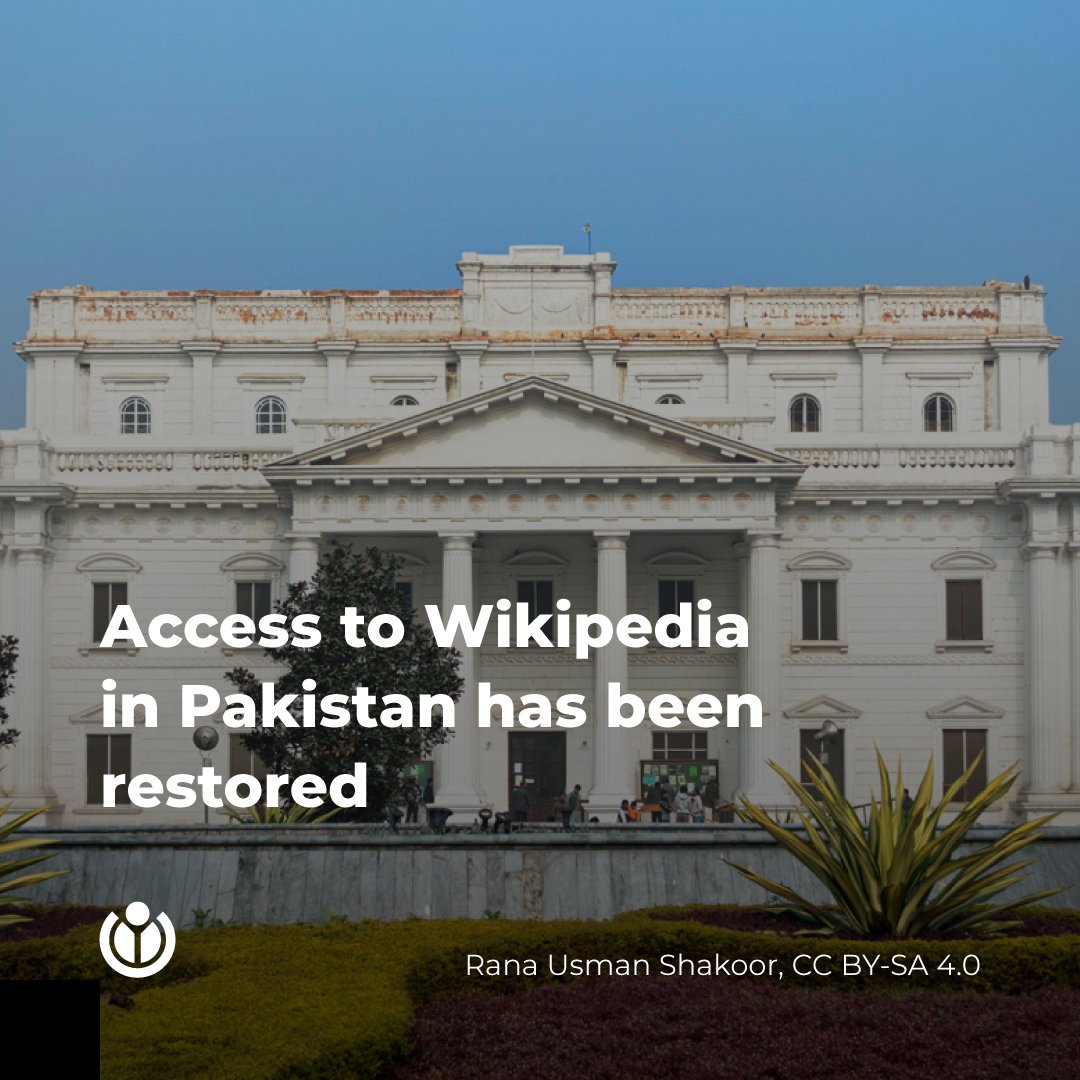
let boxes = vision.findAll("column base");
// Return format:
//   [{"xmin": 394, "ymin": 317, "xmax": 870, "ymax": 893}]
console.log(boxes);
[
  {"xmin": 0, "ymin": 793, "xmax": 62, "ymax": 825},
  {"xmin": 733, "ymin": 782, "xmax": 795, "ymax": 816},
  {"xmin": 430, "ymin": 788, "xmax": 487, "ymax": 823},
  {"xmin": 584, "ymin": 787, "xmax": 629, "ymax": 822},
  {"xmin": 1013, "ymin": 792, "xmax": 1080, "ymax": 825}
]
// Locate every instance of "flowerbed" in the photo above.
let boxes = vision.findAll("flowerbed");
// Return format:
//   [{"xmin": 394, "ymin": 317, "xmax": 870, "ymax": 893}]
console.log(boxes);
[
  {"xmin": 392, "ymin": 978, "xmax": 1080, "ymax": 1080},
  {"xmin": 0, "ymin": 903, "xmax": 112, "ymax": 942}
]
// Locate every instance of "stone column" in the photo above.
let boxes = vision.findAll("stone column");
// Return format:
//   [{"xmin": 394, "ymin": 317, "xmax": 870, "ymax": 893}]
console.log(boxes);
[
  {"xmin": 590, "ymin": 531, "xmax": 630, "ymax": 815},
  {"xmin": 737, "ymin": 531, "xmax": 789, "ymax": 807},
  {"xmin": 6, "ymin": 546, "xmax": 54, "ymax": 809},
  {"xmin": 1025, "ymin": 542, "xmax": 1069, "ymax": 793},
  {"xmin": 287, "ymin": 535, "xmax": 320, "ymax": 586},
  {"xmin": 434, "ymin": 532, "xmax": 481, "ymax": 810}
]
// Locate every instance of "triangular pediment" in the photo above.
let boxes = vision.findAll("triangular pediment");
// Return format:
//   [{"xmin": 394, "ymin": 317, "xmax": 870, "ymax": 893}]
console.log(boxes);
[
  {"xmin": 926, "ymin": 696, "xmax": 1004, "ymax": 721},
  {"xmin": 267, "ymin": 378, "xmax": 802, "ymax": 477},
  {"xmin": 784, "ymin": 695, "xmax": 862, "ymax": 720}
]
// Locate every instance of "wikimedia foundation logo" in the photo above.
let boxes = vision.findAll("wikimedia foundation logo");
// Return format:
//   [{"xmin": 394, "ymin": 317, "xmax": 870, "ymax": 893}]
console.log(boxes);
[{"xmin": 99, "ymin": 902, "xmax": 176, "ymax": 978}]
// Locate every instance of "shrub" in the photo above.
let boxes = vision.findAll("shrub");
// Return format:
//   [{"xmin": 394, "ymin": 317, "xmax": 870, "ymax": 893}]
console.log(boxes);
[
  {"xmin": 0, "ymin": 784, "xmax": 68, "ymax": 928},
  {"xmin": 728, "ymin": 750, "xmax": 1059, "ymax": 937}
]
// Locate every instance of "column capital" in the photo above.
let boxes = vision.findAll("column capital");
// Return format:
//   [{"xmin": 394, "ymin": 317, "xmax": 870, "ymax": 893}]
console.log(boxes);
[
  {"xmin": 582, "ymin": 339, "xmax": 620, "ymax": 359},
  {"xmin": 180, "ymin": 340, "xmax": 222, "ymax": 360},
  {"xmin": 1022, "ymin": 541, "xmax": 1061, "ymax": 560},
  {"xmin": 438, "ymin": 531, "xmax": 477, "ymax": 549},
  {"xmin": 447, "ymin": 340, "xmax": 489, "ymax": 360},
  {"xmin": 12, "ymin": 544, "xmax": 48, "ymax": 562},
  {"xmin": 594, "ymin": 530, "xmax": 629, "ymax": 549},
  {"xmin": 315, "ymin": 340, "xmax": 356, "ymax": 360},
  {"xmin": 747, "ymin": 530, "xmax": 783, "ymax": 549}
]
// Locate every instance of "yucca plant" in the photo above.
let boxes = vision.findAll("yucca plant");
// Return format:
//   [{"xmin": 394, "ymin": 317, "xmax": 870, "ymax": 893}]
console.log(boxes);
[
  {"xmin": 0, "ymin": 796, "xmax": 68, "ymax": 928},
  {"xmin": 728, "ymin": 749, "xmax": 1059, "ymax": 938},
  {"xmin": 224, "ymin": 802, "xmax": 342, "ymax": 825}
]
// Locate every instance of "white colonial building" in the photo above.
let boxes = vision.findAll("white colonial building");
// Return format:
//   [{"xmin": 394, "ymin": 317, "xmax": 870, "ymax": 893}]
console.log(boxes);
[{"xmin": 1, "ymin": 245, "xmax": 1077, "ymax": 825}]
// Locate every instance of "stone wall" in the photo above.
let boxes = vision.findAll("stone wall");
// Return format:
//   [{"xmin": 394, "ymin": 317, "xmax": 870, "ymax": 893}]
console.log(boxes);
[{"xmin": 27, "ymin": 825, "xmax": 1080, "ymax": 928}]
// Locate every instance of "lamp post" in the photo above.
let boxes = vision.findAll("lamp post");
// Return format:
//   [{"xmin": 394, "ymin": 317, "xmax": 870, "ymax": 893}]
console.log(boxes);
[{"xmin": 193, "ymin": 726, "xmax": 219, "ymax": 825}]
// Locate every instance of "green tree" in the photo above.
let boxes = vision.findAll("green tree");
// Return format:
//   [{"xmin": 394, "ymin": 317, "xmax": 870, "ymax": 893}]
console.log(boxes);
[
  {"xmin": 0, "ymin": 635, "xmax": 18, "ymax": 750},
  {"xmin": 226, "ymin": 545, "xmax": 460, "ymax": 820}
]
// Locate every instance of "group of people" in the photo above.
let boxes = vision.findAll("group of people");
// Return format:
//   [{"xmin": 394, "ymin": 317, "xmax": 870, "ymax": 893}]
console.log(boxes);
[
  {"xmin": 399, "ymin": 776, "xmax": 721, "ymax": 829},
  {"xmin": 401, "ymin": 776, "xmax": 435, "ymax": 824},
  {"xmin": 640, "ymin": 779, "xmax": 718, "ymax": 824}
]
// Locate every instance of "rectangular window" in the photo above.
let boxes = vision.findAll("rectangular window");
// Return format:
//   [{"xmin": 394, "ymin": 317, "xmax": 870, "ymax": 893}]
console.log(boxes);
[
  {"xmin": 946, "ymin": 580, "xmax": 983, "ymax": 641},
  {"xmin": 801, "ymin": 579, "xmax": 839, "ymax": 641},
  {"xmin": 395, "ymin": 580, "xmax": 414, "ymax": 609},
  {"xmin": 517, "ymin": 579, "xmax": 554, "ymax": 622},
  {"xmin": 235, "ymin": 581, "xmax": 272, "ymax": 623},
  {"xmin": 658, "ymin": 579, "xmax": 694, "ymax": 618},
  {"xmin": 651, "ymin": 731, "xmax": 709, "ymax": 761},
  {"xmin": 942, "ymin": 729, "xmax": 988, "ymax": 801},
  {"xmin": 229, "ymin": 734, "xmax": 270, "ymax": 787},
  {"xmin": 92, "ymin": 582, "xmax": 128, "ymax": 643},
  {"xmin": 86, "ymin": 734, "xmax": 131, "ymax": 805}
]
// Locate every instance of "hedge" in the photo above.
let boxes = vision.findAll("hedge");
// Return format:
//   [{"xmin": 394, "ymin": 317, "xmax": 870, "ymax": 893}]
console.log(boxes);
[{"xmin": 2, "ymin": 909, "xmax": 1080, "ymax": 1079}]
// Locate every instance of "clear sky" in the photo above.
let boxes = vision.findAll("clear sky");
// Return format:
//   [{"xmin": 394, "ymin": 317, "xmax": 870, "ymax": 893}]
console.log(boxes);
[{"xmin": 1, "ymin": 0, "xmax": 1077, "ymax": 429}]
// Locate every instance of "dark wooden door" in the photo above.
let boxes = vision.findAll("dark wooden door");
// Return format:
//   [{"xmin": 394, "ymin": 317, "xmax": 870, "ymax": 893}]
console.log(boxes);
[
  {"xmin": 508, "ymin": 732, "xmax": 566, "ymax": 821},
  {"xmin": 799, "ymin": 727, "xmax": 845, "ymax": 795}
]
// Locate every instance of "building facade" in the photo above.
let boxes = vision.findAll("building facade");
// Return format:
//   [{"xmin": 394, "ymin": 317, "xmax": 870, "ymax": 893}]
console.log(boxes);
[{"xmin": 2, "ymin": 245, "xmax": 1077, "ymax": 825}]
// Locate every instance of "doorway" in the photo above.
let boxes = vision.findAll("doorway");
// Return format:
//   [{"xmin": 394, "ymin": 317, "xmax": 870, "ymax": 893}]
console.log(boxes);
[
  {"xmin": 799, "ymin": 727, "xmax": 845, "ymax": 795},
  {"xmin": 508, "ymin": 731, "xmax": 566, "ymax": 821}
]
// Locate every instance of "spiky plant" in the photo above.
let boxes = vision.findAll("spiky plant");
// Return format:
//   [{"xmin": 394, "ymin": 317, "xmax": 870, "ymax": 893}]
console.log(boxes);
[
  {"xmin": 728, "ymin": 750, "xmax": 1059, "ymax": 938},
  {"xmin": 0, "ymin": 797, "xmax": 67, "ymax": 928},
  {"xmin": 224, "ymin": 802, "xmax": 342, "ymax": 825}
]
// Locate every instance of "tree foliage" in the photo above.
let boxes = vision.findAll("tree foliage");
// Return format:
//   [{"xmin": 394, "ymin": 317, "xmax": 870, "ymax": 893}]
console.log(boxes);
[
  {"xmin": 226, "ymin": 545, "xmax": 460, "ymax": 820},
  {"xmin": 0, "ymin": 635, "xmax": 18, "ymax": 750}
]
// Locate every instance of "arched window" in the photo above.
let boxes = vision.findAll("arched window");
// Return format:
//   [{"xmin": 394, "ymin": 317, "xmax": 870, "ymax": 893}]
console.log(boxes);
[
  {"xmin": 656, "ymin": 394, "xmax": 684, "ymax": 406},
  {"xmin": 390, "ymin": 395, "xmax": 419, "ymax": 407},
  {"xmin": 790, "ymin": 394, "xmax": 820, "ymax": 433},
  {"xmin": 255, "ymin": 396, "xmax": 287, "ymax": 435},
  {"xmin": 924, "ymin": 394, "xmax": 955, "ymax": 432},
  {"xmin": 119, "ymin": 397, "xmax": 151, "ymax": 435}
]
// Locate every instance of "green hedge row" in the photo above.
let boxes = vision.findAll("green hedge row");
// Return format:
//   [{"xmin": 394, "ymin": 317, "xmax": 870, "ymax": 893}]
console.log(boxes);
[{"xmin": 2, "ymin": 910, "xmax": 1080, "ymax": 1080}]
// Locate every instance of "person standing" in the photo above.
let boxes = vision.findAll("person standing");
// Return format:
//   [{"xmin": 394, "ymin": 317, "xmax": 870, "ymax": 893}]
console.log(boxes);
[
  {"xmin": 551, "ymin": 791, "xmax": 567, "ymax": 825},
  {"xmin": 403, "ymin": 780, "xmax": 421, "ymax": 824},
  {"xmin": 422, "ymin": 776, "xmax": 435, "ymax": 825},
  {"xmin": 512, "ymin": 779, "xmax": 531, "ymax": 824},
  {"xmin": 690, "ymin": 789, "xmax": 705, "ymax": 824},
  {"xmin": 565, "ymin": 784, "xmax": 583, "ymax": 830},
  {"xmin": 674, "ymin": 785, "xmax": 692, "ymax": 823},
  {"xmin": 649, "ymin": 781, "xmax": 664, "ymax": 823}
]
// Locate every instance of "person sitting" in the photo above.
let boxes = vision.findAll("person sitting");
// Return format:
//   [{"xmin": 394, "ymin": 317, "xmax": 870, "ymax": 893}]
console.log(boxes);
[{"xmin": 616, "ymin": 799, "xmax": 633, "ymax": 823}]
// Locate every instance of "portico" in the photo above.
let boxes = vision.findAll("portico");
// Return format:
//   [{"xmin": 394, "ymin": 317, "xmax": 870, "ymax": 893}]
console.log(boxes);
[{"xmin": 265, "ymin": 376, "xmax": 804, "ymax": 817}]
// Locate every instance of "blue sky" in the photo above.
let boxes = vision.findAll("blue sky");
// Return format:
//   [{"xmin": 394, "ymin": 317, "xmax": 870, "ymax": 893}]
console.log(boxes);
[{"xmin": 1, "ymin": 0, "xmax": 1077, "ymax": 428}]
